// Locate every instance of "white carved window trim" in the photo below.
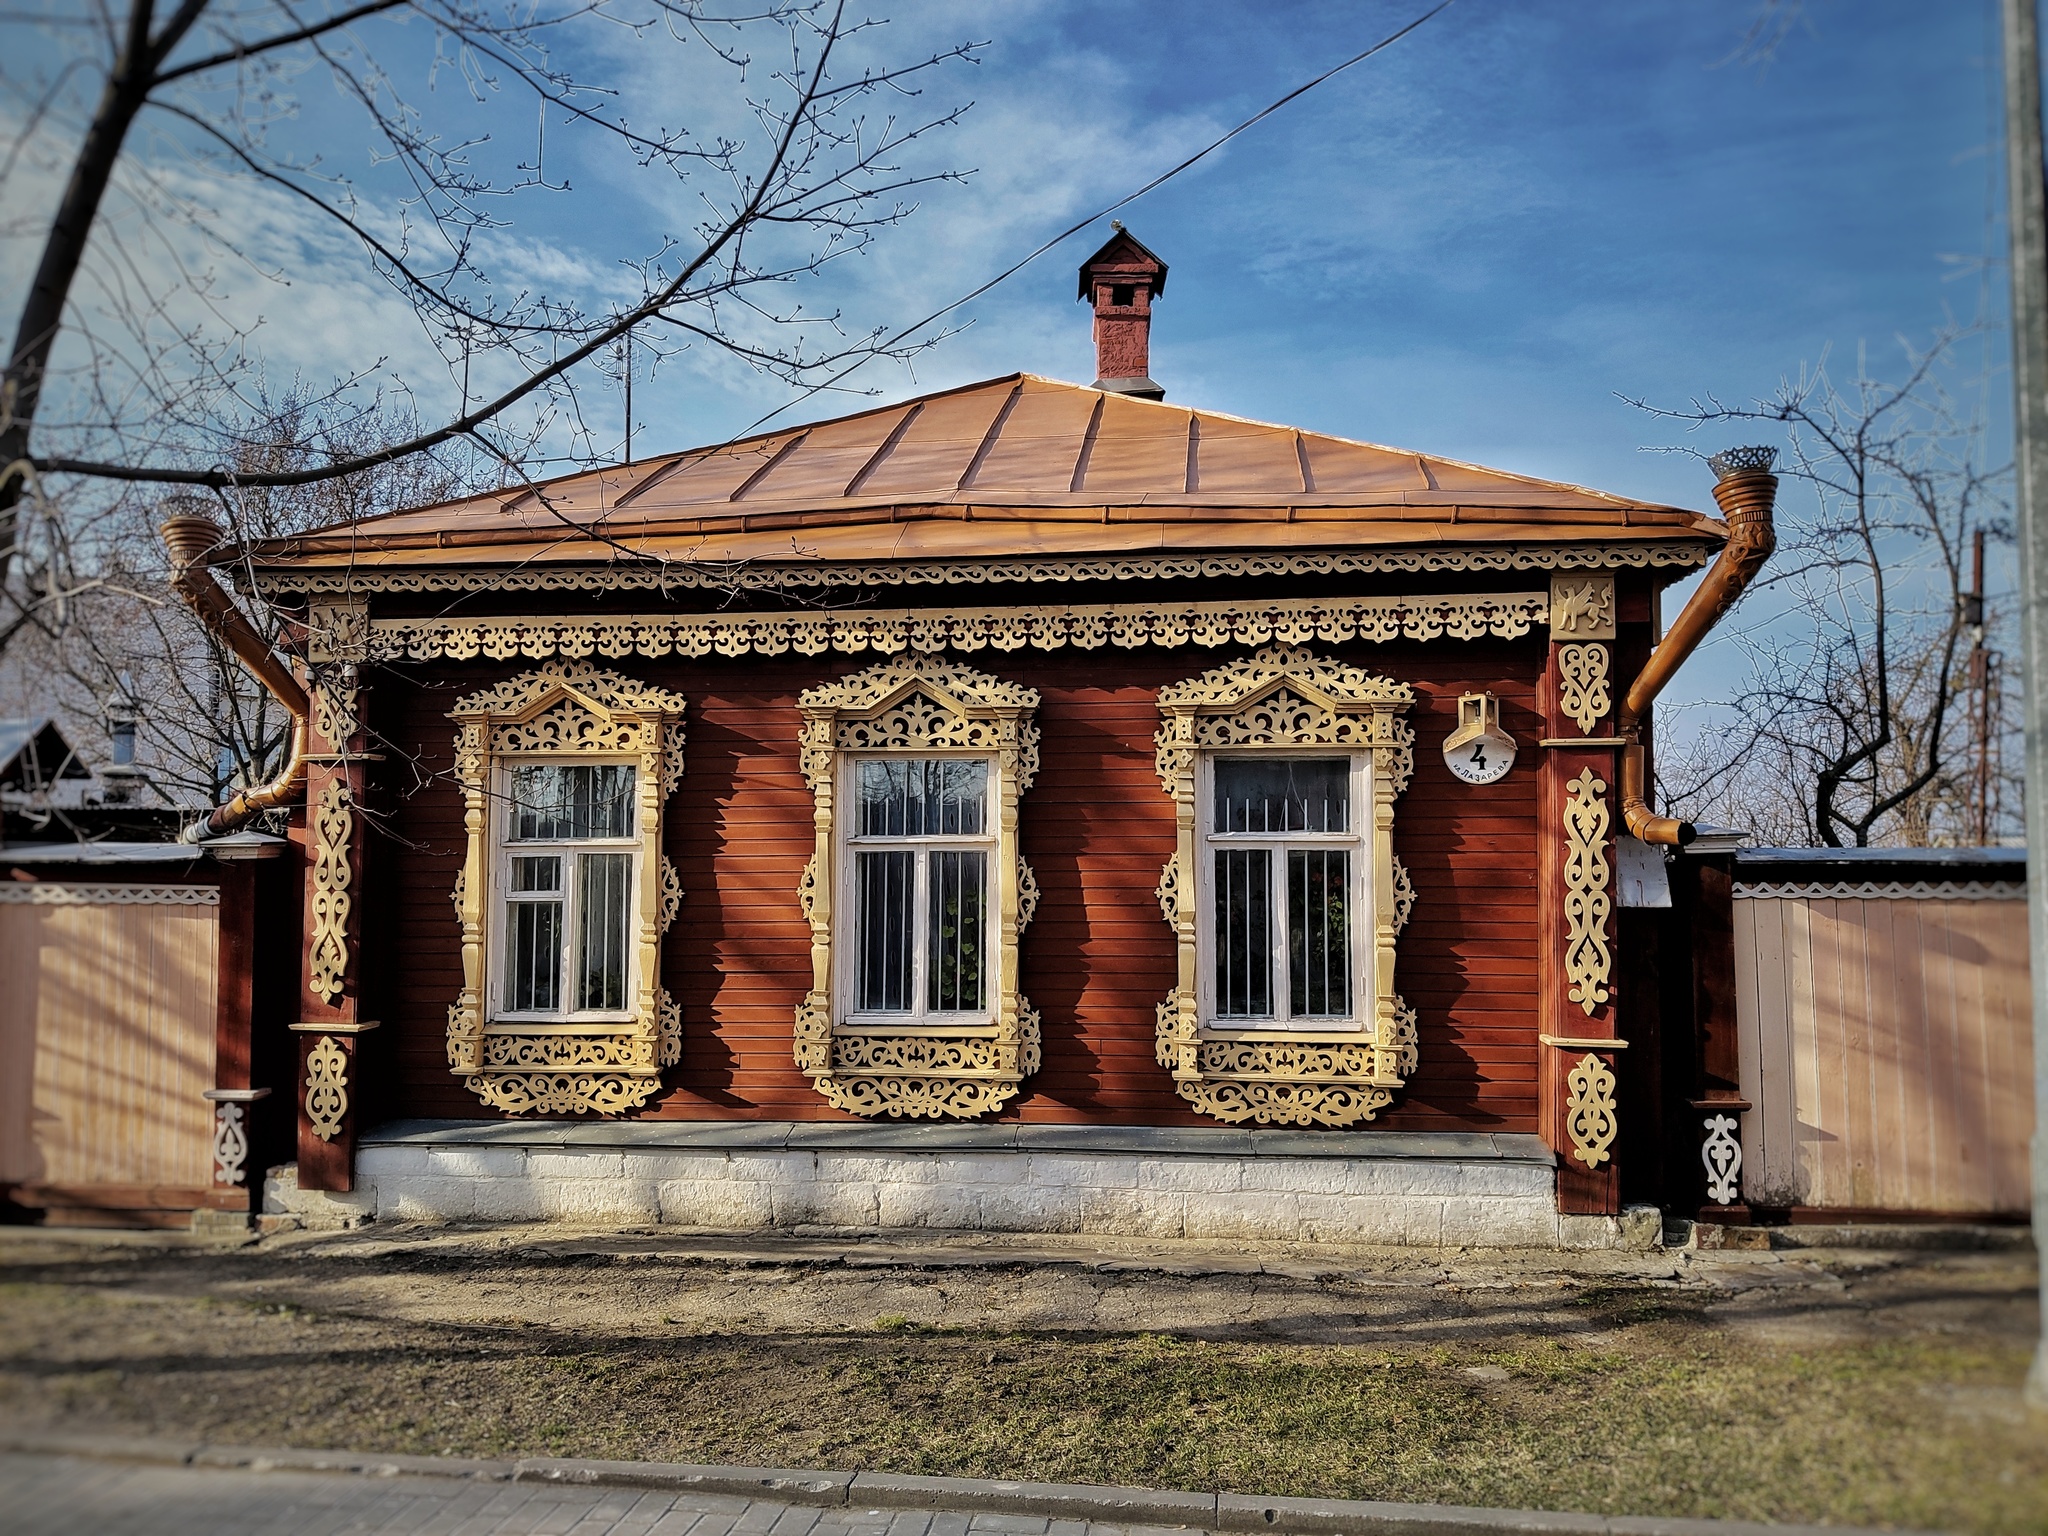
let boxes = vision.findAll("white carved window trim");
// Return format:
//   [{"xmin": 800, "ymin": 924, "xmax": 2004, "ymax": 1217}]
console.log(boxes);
[
  {"xmin": 1153, "ymin": 645, "xmax": 1418, "ymax": 1127},
  {"xmin": 447, "ymin": 663, "xmax": 686, "ymax": 1116},
  {"xmin": 796, "ymin": 655, "xmax": 1041, "ymax": 1120}
]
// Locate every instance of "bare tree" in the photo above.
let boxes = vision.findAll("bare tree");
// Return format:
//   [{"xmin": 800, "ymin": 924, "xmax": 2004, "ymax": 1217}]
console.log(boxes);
[
  {"xmin": 0, "ymin": 0, "xmax": 979, "ymax": 626},
  {"xmin": 1630, "ymin": 329, "xmax": 2017, "ymax": 847},
  {"xmin": 0, "ymin": 385, "xmax": 465, "ymax": 820}
]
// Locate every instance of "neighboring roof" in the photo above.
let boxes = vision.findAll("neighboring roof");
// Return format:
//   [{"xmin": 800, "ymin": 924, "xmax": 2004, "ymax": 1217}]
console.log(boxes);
[
  {"xmin": 1735, "ymin": 846, "xmax": 2026, "ymax": 875},
  {"xmin": 1, "ymin": 840, "xmax": 203, "ymax": 865},
  {"xmin": 0, "ymin": 718, "xmax": 89, "ymax": 788},
  {"xmin": 244, "ymin": 373, "xmax": 1723, "ymax": 578}
]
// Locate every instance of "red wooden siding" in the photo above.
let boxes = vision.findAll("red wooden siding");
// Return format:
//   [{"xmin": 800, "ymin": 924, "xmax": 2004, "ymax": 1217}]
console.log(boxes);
[{"xmin": 367, "ymin": 641, "xmax": 1544, "ymax": 1130}]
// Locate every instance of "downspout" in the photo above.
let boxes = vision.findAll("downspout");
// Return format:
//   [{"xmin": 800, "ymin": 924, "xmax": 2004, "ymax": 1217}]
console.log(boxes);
[
  {"xmin": 159, "ymin": 510, "xmax": 312, "ymax": 842},
  {"xmin": 1616, "ymin": 447, "xmax": 1780, "ymax": 846}
]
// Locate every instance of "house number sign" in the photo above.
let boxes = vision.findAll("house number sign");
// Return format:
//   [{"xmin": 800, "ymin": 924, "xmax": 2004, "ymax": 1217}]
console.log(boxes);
[{"xmin": 1442, "ymin": 691, "xmax": 1516, "ymax": 785}]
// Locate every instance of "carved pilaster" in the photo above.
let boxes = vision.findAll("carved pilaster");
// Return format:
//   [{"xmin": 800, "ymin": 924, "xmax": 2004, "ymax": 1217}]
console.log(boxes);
[
  {"xmin": 1540, "ymin": 588, "xmax": 1624, "ymax": 1215},
  {"xmin": 296, "ymin": 598, "xmax": 373, "ymax": 1191},
  {"xmin": 290, "ymin": 1023, "xmax": 378, "ymax": 1187}
]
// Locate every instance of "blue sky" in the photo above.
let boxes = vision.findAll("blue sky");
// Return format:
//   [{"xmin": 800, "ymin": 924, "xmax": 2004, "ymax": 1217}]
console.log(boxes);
[
  {"xmin": 761, "ymin": 0, "xmax": 2009, "ymax": 510},
  {"xmin": 2, "ymin": 0, "xmax": 2017, "ymax": 718},
  {"xmin": 612, "ymin": 0, "xmax": 2014, "ymax": 715}
]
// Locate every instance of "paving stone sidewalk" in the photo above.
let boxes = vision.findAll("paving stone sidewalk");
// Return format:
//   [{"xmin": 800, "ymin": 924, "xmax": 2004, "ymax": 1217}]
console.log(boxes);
[{"xmin": 0, "ymin": 1453, "xmax": 1157, "ymax": 1536}]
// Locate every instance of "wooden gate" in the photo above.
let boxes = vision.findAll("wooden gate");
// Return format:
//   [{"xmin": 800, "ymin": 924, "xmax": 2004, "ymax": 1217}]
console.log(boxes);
[
  {"xmin": 0, "ymin": 883, "xmax": 221, "ymax": 1222},
  {"xmin": 1733, "ymin": 872, "xmax": 2033, "ymax": 1218}
]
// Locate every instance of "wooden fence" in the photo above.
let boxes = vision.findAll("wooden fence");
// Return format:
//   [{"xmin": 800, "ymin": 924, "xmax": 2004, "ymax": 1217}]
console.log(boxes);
[
  {"xmin": 0, "ymin": 884, "xmax": 220, "ymax": 1213},
  {"xmin": 1733, "ymin": 877, "xmax": 2032, "ymax": 1218}
]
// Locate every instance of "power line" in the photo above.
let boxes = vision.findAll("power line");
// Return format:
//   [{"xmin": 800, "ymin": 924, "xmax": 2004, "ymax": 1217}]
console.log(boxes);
[{"xmin": 739, "ymin": 0, "xmax": 1459, "ymax": 437}]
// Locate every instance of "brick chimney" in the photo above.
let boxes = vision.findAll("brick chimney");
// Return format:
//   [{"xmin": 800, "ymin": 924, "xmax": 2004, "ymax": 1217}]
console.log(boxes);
[{"xmin": 1078, "ymin": 222, "xmax": 1167, "ymax": 400}]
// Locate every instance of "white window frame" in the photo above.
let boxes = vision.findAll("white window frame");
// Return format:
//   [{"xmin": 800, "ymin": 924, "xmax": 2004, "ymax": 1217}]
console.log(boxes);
[
  {"xmin": 835, "ymin": 751, "xmax": 999, "ymax": 1033},
  {"xmin": 489, "ymin": 757, "xmax": 643, "ymax": 1027},
  {"xmin": 1195, "ymin": 749, "xmax": 1371, "ymax": 1034}
]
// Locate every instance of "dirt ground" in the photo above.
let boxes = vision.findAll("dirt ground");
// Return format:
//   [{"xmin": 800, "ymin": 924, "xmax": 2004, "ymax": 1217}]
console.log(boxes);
[{"xmin": 0, "ymin": 1224, "xmax": 2042, "ymax": 1533}]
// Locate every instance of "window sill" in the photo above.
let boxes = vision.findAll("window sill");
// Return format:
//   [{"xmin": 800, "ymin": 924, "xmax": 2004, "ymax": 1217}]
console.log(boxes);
[
  {"xmin": 486, "ymin": 1018, "xmax": 640, "ymax": 1034},
  {"xmin": 1199, "ymin": 1022, "xmax": 1369, "ymax": 1041},
  {"xmin": 836, "ymin": 1018, "xmax": 998, "ymax": 1035}
]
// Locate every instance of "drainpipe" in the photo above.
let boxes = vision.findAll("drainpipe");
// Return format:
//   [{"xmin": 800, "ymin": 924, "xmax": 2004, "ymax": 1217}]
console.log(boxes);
[
  {"xmin": 159, "ymin": 509, "xmax": 312, "ymax": 842},
  {"xmin": 1616, "ymin": 447, "xmax": 1780, "ymax": 846}
]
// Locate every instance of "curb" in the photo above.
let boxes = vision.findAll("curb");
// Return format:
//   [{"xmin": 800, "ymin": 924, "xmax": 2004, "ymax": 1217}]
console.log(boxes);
[{"xmin": 0, "ymin": 1431, "xmax": 1942, "ymax": 1536}]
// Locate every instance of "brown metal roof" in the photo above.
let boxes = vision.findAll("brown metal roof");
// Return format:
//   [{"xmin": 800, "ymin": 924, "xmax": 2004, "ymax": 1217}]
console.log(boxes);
[{"xmin": 248, "ymin": 374, "xmax": 1721, "ymax": 571}]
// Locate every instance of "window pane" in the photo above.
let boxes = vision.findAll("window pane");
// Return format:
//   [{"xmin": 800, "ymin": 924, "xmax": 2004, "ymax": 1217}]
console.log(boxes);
[
  {"xmin": 508, "ymin": 898, "xmax": 562, "ymax": 1012},
  {"xmin": 511, "ymin": 764, "xmax": 636, "ymax": 841},
  {"xmin": 576, "ymin": 852, "xmax": 631, "ymax": 1011},
  {"xmin": 927, "ymin": 850, "xmax": 987, "ymax": 1012},
  {"xmin": 1212, "ymin": 758, "xmax": 1350, "ymax": 833},
  {"xmin": 1213, "ymin": 848, "xmax": 1272, "ymax": 1017},
  {"xmin": 858, "ymin": 758, "xmax": 987, "ymax": 836},
  {"xmin": 512, "ymin": 855, "xmax": 560, "ymax": 892},
  {"xmin": 856, "ymin": 850, "xmax": 915, "ymax": 1010},
  {"xmin": 1288, "ymin": 849, "xmax": 1352, "ymax": 1018}
]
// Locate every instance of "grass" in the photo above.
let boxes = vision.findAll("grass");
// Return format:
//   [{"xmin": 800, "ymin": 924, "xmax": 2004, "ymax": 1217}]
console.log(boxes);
[{"xmin": 1, "ymin": 1278, "xmax": 2044, "ymax": 1533}]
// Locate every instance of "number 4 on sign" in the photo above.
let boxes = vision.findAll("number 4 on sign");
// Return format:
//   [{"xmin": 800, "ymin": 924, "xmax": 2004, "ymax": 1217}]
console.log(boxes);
[{"xmin": 1442, "ymin": 691, "xmax": 1516, "ymax": 786}]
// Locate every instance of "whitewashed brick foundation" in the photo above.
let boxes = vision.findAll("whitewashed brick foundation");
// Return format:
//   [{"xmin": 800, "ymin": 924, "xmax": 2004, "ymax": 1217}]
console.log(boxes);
[{"xmin": 267, "ymin": 1123, "xmax": 1660, "ymax": 1250}]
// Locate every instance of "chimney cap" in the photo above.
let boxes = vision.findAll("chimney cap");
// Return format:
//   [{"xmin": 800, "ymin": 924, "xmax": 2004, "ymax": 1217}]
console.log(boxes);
[{"xmin": 1077, "ymin": 223, "xmax": 1168, "ymax": 301}]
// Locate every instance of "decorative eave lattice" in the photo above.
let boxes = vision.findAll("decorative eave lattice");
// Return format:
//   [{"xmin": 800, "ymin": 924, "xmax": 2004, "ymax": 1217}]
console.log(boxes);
[
  {"xmin": 445, "ymin": 663, "xmax": 686, "ymax": 1116},
  {"xmin": 252, "ymin": 538, "xmax": 1717, "ymax": 597},
  {"xmin": 1152, "ymin": 645, "xmax": 1418, "ymax": 1127},
  {"xmin": 794, "ymin": 655, "xmax": 1042, "ymax": 1120}
]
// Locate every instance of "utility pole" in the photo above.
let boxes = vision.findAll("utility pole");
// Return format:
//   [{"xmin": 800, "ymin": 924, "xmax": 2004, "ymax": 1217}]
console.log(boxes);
[
  {"xmin": 1968, "ymin": 526, "xmax": 1990, "ymax": 845},
  {"xmin": 2000, "ymin": 0, "xmax": 2048, "ymax": 1410}
]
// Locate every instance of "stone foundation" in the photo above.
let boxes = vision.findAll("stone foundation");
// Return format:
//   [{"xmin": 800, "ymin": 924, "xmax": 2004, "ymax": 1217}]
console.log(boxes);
[{"xmin": 269, "ymin": 1122, "xmax": 1660, "ymax": 1250}]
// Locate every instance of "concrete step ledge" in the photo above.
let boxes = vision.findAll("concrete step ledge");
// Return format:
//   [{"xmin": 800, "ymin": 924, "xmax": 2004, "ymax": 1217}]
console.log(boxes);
[{"xmin": 0, "ymin": 1430, "xmax": 1939, "ymax": 1536}]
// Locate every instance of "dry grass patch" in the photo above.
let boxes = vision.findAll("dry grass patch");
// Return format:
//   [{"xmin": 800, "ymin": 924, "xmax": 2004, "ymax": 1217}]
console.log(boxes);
[{"xmin": 0, "ymin": 1272, "xmax": 2042, "ymax": 1533}]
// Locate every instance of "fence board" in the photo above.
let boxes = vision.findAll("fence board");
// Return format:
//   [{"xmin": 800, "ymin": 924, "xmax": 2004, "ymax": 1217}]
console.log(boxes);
[
  {"xmin": 1733, "ymin": 889, "xmax": 2031, "ymax": 1216},
  {"xmin": 0, "ymin": 900, "xmax": 217, "ymax": 1190}
]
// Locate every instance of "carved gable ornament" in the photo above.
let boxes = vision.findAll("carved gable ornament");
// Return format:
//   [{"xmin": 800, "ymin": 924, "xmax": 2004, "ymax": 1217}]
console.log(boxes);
[
  {"xmin": 1153, "ymin": 646, "xmax": 1418, "ymax": 1127},
  {"xmin": 795, "ymin": 655, "xmax": 1042, "ymax": 1119},
  {"xmin": 446, "ymin": 663, "xmax": 686, "ymax": 1116}
]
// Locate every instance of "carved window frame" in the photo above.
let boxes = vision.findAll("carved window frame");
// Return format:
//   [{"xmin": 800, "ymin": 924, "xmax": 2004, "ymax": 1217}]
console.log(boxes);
[
  {"xmin": 796, "ymin": 655, "xmax": 1041, "ymax": 1119},
  {"xmin": 447, "ymin": 663, "xmax": 686, "ymax": 1116},
  {"xmin": 1153, "ymin": 645, "xmax": 1418, "ymax": 1126}
]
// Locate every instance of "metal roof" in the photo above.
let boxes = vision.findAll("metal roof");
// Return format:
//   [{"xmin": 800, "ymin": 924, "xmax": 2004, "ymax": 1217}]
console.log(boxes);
[
  {"xmin": 1734, "ymin": 846, "xmax": 2026, "ymax": 871},
  {"xmin": 243, "ymin": 374, "xmax": 1723, "ymax": 576},
  {"xmin": 0, "ymin": 718, "xmax": 89, "ymax": 788},
  {"xmin": 1, "ymin": 840, "xmax": 204, "ymax": 865}
]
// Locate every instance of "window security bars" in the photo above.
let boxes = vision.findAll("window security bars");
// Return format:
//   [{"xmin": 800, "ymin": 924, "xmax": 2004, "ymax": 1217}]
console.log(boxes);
[
  {"xmin": 500, "ymin": 763, "xmax": 637, "ymax": 1018},
  {"xmin": 849, "ymin": 758, "xmax": 992, "ymax": 1020},
  {"xmin": 1207, "ymin": 757, "xmax": 1359, "ymax": 1026}
]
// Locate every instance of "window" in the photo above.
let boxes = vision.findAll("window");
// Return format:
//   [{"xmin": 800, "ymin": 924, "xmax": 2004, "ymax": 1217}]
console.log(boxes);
[
  {"xmin": 1202, "ymin": 755, "xmax": 1365, "ymax": 1028},
  {"xmin": 793, "ymin": 655, "xmax": 1042, "ymax": 1119},
  {"xmin": 446, "ymin": 662, "xmax": 686, "ymax": 1117},
  {"xmin": 497, "ymin": 762, "xmax": 638, "ymax": 1019},
  {"xmin": 1151, "ymin": 645, "xmax": 1417, "ymax": 1127},
  {"xmin": 844, "ymin": 757, "xmax": 994, "ymax": 1022}
]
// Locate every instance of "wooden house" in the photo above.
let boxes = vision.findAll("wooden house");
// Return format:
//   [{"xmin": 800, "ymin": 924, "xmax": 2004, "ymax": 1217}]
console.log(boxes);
[{"xmin": 164, "ymin": 232, "xmax": 1780, "ymax": 1246}]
